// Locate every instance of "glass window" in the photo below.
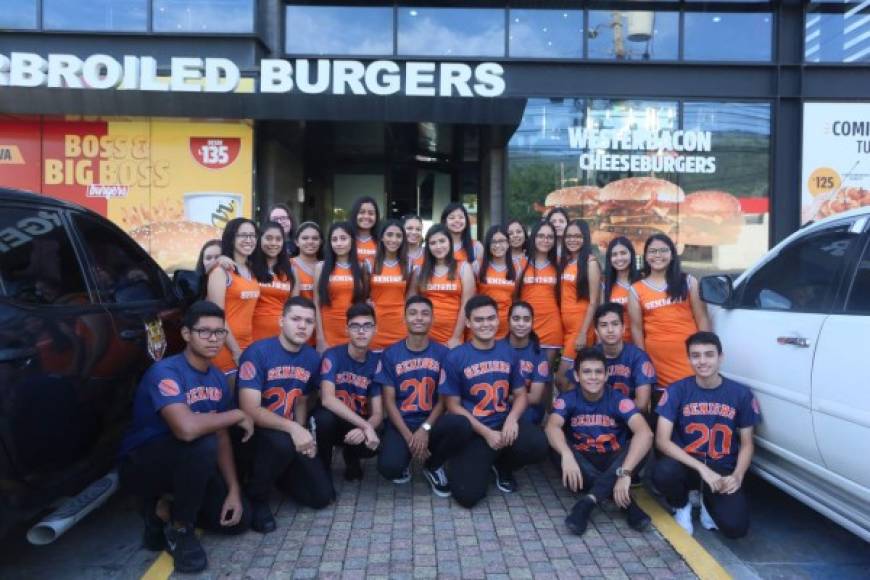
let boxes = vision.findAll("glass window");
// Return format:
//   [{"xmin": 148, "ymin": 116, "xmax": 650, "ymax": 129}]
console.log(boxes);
[
  {"xmin": 509, "ymin": 9, "xmax": 583, "ymax": 59},
  {"xmin": 588, "ymin": 10, "xmax": 678, "ymax": 61},
  {"xmin": 153, "ymin": 0, "xmax": 254, "ymax": 33},
  {"xmin": 0, "ymin": 208, "xmax": 89, "ymax": 305},
  {"xmin": 73, "ymin": 214, "xmax": 166, "ymax": 304},
  {"xmin": 44, "ymin": 0, "xmax": 147, "ymax": 31},
  {"xmin": 285, "ymin": 5, "xmax": 393, "ymax": 55},
  {"xmin": 398, "ymin": 7, "xmax": 505, "ymax": 57},
  {"xmin": 845, "ymin": 239, "xmax": 870, "ymax": 314},
  {"xmin": 684, "ymin": 12, "xmax": 772, "ymax": 61},
  {"xmin": 0, "ymin": 0, "xmax": 37, "ymax": 29},
  {"xmin": 805, "ymin": 3, "xmax": 870, "ymax": 63}
]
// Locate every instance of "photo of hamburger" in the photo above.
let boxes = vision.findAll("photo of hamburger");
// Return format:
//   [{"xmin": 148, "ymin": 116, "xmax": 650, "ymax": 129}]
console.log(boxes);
[
  {"xmin": 129, "ymin": 221, "xmax": 223, "ymax": 272},
  {"xmin": 538, "ymin": 185, "xmax": 602, "ymax": 218},
  {"xmin": 678, "ymin": 190, "xmax": 744, "ymax": 246},
  {"xmin": 595, "ymin": 177, "xmax": 685, "ymax": 249},
  {"xmin": 802, "ymin": 186, "xmax": 870, "ymax": 223}
]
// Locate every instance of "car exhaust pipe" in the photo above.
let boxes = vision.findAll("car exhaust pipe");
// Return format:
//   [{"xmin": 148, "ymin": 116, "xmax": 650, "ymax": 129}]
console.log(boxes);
[{"xmin": 26, "ymin": 471, "xmax": 119, "ymax": 545}]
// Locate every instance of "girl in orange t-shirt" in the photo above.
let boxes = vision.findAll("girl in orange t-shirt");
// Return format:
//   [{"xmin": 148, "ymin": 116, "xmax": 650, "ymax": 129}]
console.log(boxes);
[
  {"xmin": 403, "ymin": 213, "xmax": 425, "ymax": 270},
  {"xmin": 441, "ymin": 202, "xmax": 483, "ymax": 273},
  {"xmin": 314, "ymin": 222, "xmax": 369, "ymax": 352},
  {"xmin": 601, "ymin": 236, "xmax": 640, "ymax": 344},
  {"xmin": 207, "ymin": 218, "xmax": 261, "ymax": 378},
  {"xmin": 477, "ymin": 225, "xmax": 517, "ymax": 340},
  {"xmin": 370, "ymin": 220, "xmax": 412, "ymax": 350},
  {"xmin": 350, "ymin": 196, "xmax": 380, "ymax": 268},
  {"xmin": 291, "ymin": 222, "xmax": 322, "ymax": 347},
  {"xmin": 507, "ymin": 219, "xmax": 528, "ymax": 271},
  {"xmin": 558, "ymin": 219, "xmax": 601, "ymax": 387},
  {"xmin": 251, "ymin": 222, "xmax": 298, "ymax": 341},
  {"xmin": 414, "ymin": 224, "xmax": 475, "ymax": 347},
  {"xmin": 628, "ymin": 233, "xmax": 710, "ymax": 388}
]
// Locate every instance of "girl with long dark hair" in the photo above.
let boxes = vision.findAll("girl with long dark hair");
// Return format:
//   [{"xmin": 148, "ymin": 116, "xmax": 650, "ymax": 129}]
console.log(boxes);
[
  {"xmin": 441, "ymin": 202, "xmax": 483, "ymax": 271},
  {"xmin": 547, "ymin": 207, "xmax": 570, "ymax": 260},
  {"xmin": 402, "ymin": 213, "xmax": 425, "ymax": 270},
  {"xmin": 250, "ymin": 221, "xmax": 297, "ymax": 341},
  {"xmin": 291, "ymin": 221, "xmax": 323, "ymax": 302},
  {"xmin": 195, "ymin": 239, "xmax": 222, "ymax": 297},
  {"xmin": 506, "ymin": 301, "xmax": 550, "ymax": 425},
  {"xmin": 602, "ymin": 236, "xmax": 640, "ymax": 343},
  {"xmin": 506, "ymin": 219, "xmax": 528, "ymax": 269},
  {"xmin": 477, "ymin": 225, "xmax": 517, "ymax": 340},
  {"xmin": 350, "ymin": 196, "xmax": 380, "ymax": 267},
  {"xmin": 370, "ymin": 220, "xmax": 412, "ymax": 351}
]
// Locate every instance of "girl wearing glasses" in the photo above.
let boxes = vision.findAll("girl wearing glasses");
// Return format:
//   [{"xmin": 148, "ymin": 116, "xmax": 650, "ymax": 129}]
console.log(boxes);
[
  {"xmin": 602, "ymin": 236, "xmax": 640, "ymax": 344},
  {"xmin": 251, "ymin": 221, "xmax": 298, "ymax": 341},
  {"xmin": 350, "ymin": 196, "xmax": 381, "ymax": 268},
  {"xmin": 370, "ymin": 220, "xmax": 412, "ymax": 351},
  {"xmin": 628, "ymin": 233, "xmax": 710, "ymax": 389},
  {"xmin": 477, "ymin": 225, "xmax": 517, "ymax": 340},
  {"xmin": 207, "ymin": 218, "xmax": 261, "ymax": 375},
  {"xmin": 441, "ymin": 202, "xmax": 483, "ymax": 272}
]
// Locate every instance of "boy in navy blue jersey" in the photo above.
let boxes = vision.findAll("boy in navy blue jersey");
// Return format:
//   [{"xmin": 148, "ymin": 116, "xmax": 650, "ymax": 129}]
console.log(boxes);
[
  {"xmin": 505, "ymin": 301, "xmax": 550, "ymax": 425},
  {"xmin": 439, "ymin": 295, "xmax": 549, "ymax": 508},
  {"xmin": 237, "ymin": 296, "xmax": 333, "ymax": 533},
  {"xmin": 312, "ymin": 303, "xmax": 383, "ymax": 481},
  {"xmin": 654, "ymin": 331, "xmax": 761, "ymax": 538},
  {"xmin": 594, "ymin": 303, "xmax": 656, "ymax": 412},
  {"xmin": 545, "ymin": 348, "xmax": 653, "ymax": 536},
  {"xmin": 118, "ymin": 301, "xmax": 254, "ymax": 574},
  {"xmin": 376, "ymin": 296, "xmax": 471, "ymax": 496}
]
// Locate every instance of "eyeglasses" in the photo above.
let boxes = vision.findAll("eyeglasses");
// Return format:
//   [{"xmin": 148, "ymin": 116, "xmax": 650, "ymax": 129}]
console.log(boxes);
[
  {"xmin": 565, "ymin": 234, "xmax": 584, "ymax": 240},
  {"xmin": 491, "ymin": 239, "xmax": 509, "ymax": 246},
  {"xmin": 647, "ymin": 248, "xmax": 671, "ymax": 256},
  {"xmin": 236, "ymin": 233, "xmax": 257, "ymax": 240},
  {"xmin": 348, "ymin": 322, "xmax": 375, "ymax": 333},
  {"xmin": 191, "ymin": 327, "xmax": 228, "ymax": 340},
  {"xmin": 272, "ymin": 216, "xmax": 292, "ymax": 223}
]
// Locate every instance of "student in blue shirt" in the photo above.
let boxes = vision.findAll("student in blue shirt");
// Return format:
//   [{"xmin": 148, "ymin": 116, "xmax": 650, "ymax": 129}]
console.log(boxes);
[{"xmin": 594, "ymin": 302, "xmax": 657, "ymax": 412}]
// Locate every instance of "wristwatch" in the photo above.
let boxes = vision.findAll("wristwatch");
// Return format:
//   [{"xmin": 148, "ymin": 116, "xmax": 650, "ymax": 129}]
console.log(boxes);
[
  {"xmin": 616, "ymin": 467, "xmax": 633, "ymax": 478},
  {"xmin": 421, "ymin": 422, "xmax": 432, "ymax": 432}
]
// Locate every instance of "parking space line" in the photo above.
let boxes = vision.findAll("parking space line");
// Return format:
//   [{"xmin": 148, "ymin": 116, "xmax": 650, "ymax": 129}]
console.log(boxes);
[
  {"xmin": 140, "ymin": 551, "xmax": 172, "ymax": 580},
  {"xmin": 634, "ymin": 488, "xmax": 732, "ymax": 580}
]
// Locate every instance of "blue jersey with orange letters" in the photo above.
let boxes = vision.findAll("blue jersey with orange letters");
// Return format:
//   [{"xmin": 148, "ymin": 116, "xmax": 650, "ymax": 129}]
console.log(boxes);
[
  {"xmin": 506, "ymin": 339, "xmax": 550, "ymax": 424},
  {"xmin": 375, "ymin": 339, "xmax": 448, "ymax": 429},
  {"xmin": 438, "ymin": 340, "xmax": 524, "ymax": 428},
  {"xmin": 320, "ymin": 345, "xmax": 381, "ymax": 418},
  {"xmin": 553, "ymin": 386, "xmax": 639, "ymax": 454},
  {"xmin": 120, "ymin": 353, "xmax": 230, "ymax": 456},
  {"xmin": 657, "ymin": 376, "xmax": 760, "ymax": 471},
  {"xmin": 237, "ymin": 337, "xmax": 320, "ymax": 421},
  {"xmin": 596, "ymin": 343, "xmax": 657, "ymax": 399}
]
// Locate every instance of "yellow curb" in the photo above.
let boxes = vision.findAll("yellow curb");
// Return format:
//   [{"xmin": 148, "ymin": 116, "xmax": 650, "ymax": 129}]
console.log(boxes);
[
  {"xmin": 140, "ymin": 551, "xmax": 173, "ymax": 580},
  {"xmin": 634, "ymin": 488, "xmax": 731, "ymax": 580}
]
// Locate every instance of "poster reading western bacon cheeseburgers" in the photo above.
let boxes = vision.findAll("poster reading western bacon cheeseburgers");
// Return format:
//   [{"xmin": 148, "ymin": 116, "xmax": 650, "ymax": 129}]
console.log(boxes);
[
  {"xmin": 801, "ymin": 103, "xmax": 870, "ymax": 224},
  {"xmin": 508, "ymin": 99, "xmax": 771, "ymax": 271}
]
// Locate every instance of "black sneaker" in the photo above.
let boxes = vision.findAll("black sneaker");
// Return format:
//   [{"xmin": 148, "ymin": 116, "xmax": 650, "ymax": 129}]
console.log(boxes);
[
  {"xmin": 344, "ymin": 458, "xmax": 364, "ymax": 481},
  {"xmin": 422, "ymin": 466, "xmax": 451, "ymax": 498},
  {"xmin": 164, "ymin": 525, "xmax": 207, "ymax": 574},
  {"xmin": 141, "ymin": 499, "xmax": 166, "ymax": 551},
  {"xmin": 251, "ymin": 499, "xmax": 276, "ymax": 534},
  {"xmin": 565, "ymin": 496, "xmax": 595, "ymax": 536},
  {"xmin": 625, "ymin": 501, "xmax": 651, "ymax": 532},
  {"xmin": 491, "ymin": 465, "xmax": 517, "ymax": 493}
]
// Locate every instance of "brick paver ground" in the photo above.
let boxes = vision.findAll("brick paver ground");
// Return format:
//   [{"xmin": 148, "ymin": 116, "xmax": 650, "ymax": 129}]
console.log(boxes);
[{"xmin": 173, "ymin": 460, "xmax": 695, "ymax": 579}]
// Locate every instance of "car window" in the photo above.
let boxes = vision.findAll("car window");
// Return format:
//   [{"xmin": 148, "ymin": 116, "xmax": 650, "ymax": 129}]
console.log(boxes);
[
  {"xmin": 72, "ymin": 213, "xmax": 166, "ymax": 304},
  {"xmin": 844, "ymin": 238, "xmax": 870, "ymax": 315},
  {"xmin": 0, "ymin": 207, "xmax": 90, "ymax": 305},
  {"xmin": 738, "ymin": 224, "xmax": 857, "ymax": 313}
]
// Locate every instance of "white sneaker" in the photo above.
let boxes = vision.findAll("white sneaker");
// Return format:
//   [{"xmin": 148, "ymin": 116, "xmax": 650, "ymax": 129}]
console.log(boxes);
[
  {"xmin": 673, "ymin": 503, "xmax": 694, "ymax": 536},
  {"xmin": 700, "ymin": 498, "xmax": 718, "ymax": 531},
  {"xmin": 688, "ymin": 489, "xmax": 701, "ymax": 508},
  {"xmin": 391, "ymin": 467, "xmax": 411, "ymax": 485}
]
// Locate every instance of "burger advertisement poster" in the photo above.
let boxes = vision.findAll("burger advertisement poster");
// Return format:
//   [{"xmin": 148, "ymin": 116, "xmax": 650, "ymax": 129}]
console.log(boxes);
[
  {"xmin": 0, "ymin": 115, "xmax": 253, "ymax": 271},
  {"xmin": 508, "ymin": 99, "xmax": 771, "ymax": 270},
  {"xmin": 801, "ymin": 103, "xmax": 870, "ymax": 224}
]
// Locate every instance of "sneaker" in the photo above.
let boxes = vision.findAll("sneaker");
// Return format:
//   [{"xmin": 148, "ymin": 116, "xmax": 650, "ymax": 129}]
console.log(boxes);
[
  {"xmin": 142, "ymin": 500, "xmax": 166, "ymax": 551},
  {"xmin": 344, "ymin": 458, "xmax": 364, "ymax": 481},
  {"xmin": 688, "ymin": 489, "xmax": 701, "ymax": 508},
  {"xmin": 625, "ymin": 501, "xmax": 651, "ymax": 532},
  {"xmin": 251, "ymin": 499, "xmax": 276, "ymax": 534},
  {"xmin": 164, "ymin": 525, "xmax": 207, "ymax": 573},
  {"xmin": 422, "ymin": 466, "xmax": 451, "ymax": 498},
  {"xmin": 565, "ymin": 496, "xmax": 595, "ymax": 536},
  {"xmin": 700, "ymin": 498, "xmax": 718, "ymax": 531},
  {"xmin": 491, "ymin": 465, "xmax": 517, "ymax": 493},
  {"xmin": 673, "ymin": 503, "xmax": 694, "ymax": 536},
  {"xmin": 391, "ymin": 467, "xmax": 412, "ymax": 485}
]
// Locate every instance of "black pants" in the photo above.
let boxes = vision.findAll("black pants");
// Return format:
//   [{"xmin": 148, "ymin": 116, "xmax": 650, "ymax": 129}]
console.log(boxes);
[
  {"xmin": 311, "ymin": 407, "xmax": 378, "ymax": 469},
  {"xmin": 653, "ymin": 456, "xmax": 750, "ymax": 539},
  {"xmin": 571, "ymin": 448, "xmax": 628, "ymax": 502},
  {"xmin": 447, "ymin": 418, "xmax": 549, "ymax": 508},
  {"xmin": 243, "ymin": 427, "xmax": 335, "ymax": 509},
  {"xmin": 119, "ymin": 434, "xmax": 251, "ymax": 533},
  {"xmin": 376, "ymin": 415, "xmax": 472, "ymax": 480}
]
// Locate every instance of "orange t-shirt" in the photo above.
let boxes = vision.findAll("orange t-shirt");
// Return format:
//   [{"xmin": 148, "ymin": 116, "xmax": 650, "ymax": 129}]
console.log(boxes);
[
  {"xmin": 356, "ymin": 236, "xmax": 377, "ymax": 268},
  {"xmin": 631, "ymin": 278, "xmax": 698, "ymax": 387},
  {"xmin": 291, "ymin": 257, "xmax": 316, "ymax": 301},
  {"xmin": 408, "ymin": 248, "xmax": 425, "ymax": 270},
  {"xmin": 213, "ymin": 270, "xmax": 260, "ymax": 372},
  {"xmin": 560, "ymin": 258, "xmax": 595, "ymax": 360},
  {"xmin": 519, "ymin": 260, "xmax": 563, "ymax": 348},
  {"xmin": 422, "ymin": 266, "xmax": 464, "ymax": 345},
  {"xmin": 604, "ymin": 280, "xmax": 633, "ymax": 344},
  {"xmin": 453, "ymin": 241, "xmax": 482, "ymax": 269},
  {"xmin": 478, "ymin": 264, "xmax": 516, "ymax": 340},
  {"xmin": 320, "ymin": 263, "xmax": 356, "ymax": 347},
  {"xmin": 252, "ymin": 272, "xmax": 293, "ymax": 342},
  {"xmin": 370, "ymin": 260, "xmax": 408, "ymax": 350},
  {"xmin": 512, "ymin": 254, "xmax": 528, "ymax": 272}
]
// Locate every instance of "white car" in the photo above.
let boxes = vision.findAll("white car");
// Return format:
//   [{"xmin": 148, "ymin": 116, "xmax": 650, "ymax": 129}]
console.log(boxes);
[{"xmin": 700, "ymin": 207, "xmax": 870, "ymax": 542}]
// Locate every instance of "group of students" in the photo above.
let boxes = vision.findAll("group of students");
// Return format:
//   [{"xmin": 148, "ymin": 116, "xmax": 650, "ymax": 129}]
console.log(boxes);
[{"xmin": 119, "ymin": 200, "xmax": 760, "ymax": 573}]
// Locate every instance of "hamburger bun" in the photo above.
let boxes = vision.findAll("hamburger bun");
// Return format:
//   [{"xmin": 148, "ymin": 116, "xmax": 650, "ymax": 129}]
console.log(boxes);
[
  {"xmin": 679, "ymin": 190, "xmax": 743, "ymax": 246},
  {"xmin": 129, "ymin": 220, "xmax": 224, "ymax": 272},
  {"xmin": 543, "ymin": 186, "xmax": 601, "ymax": 218},
  {"xmin": 599, "ymin": 177, "xmax": 685, "ymax": 204}
]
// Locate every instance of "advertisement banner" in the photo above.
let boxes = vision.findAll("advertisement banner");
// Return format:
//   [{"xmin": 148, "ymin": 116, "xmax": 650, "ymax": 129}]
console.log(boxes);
[{"xmin": 801, "ymin": 103, "xmax": 870, "ymax": 224}]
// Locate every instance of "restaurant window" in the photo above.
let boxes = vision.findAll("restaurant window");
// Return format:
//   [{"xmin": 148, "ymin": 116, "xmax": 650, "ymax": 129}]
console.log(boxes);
[
  {"xmin": 0, "ymin": 0, "xmax": 37, "ymax": 29},
  {"xmin": 587, "ymin": 10, "xmax": 679, "ymax": 60},
  {"xmin": 285, "ymin": 5, "xmax": 393, "ymax": 55},
  {"xmin": 398, "ymin": 7, "xmax": 505, "ymax": 57},
  {"xmin": 805, "ymin": 1, "xmax": 870, "ymax": 63},
  {"xmin": 509, "ymin": 9, "xmax": 583, "ymax": 59},
  {"xmin": 153, "ymin": 0, "xmax": 254, "ymax": 33},
  {"xmin": 684, "ymin": 12, "xmax": 773, "ymax": 61},
  {"xmin": 43, "ymin": 0, "xmax": 147, "ymax": 31}
]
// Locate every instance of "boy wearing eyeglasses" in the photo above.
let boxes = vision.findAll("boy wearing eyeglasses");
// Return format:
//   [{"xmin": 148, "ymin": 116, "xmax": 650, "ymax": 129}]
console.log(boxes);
[
  {"xmin": 118, "ymin": 301, "xmax": 255, "ymax": 574},
  {"xmin": 310, "ymin": 303, "xmax": 383, "ymax": 481}
]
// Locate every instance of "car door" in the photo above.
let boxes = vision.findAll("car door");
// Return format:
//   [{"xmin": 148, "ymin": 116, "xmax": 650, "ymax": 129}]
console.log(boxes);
[{"xmin": 710, "ymin": 218, "xmax": 863, "ymax": 467}]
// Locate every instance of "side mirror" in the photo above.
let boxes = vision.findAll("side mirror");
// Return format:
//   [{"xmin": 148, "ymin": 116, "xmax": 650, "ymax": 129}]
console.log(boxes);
[
  {"xmin": 172, "ymin": 270, "xmax": 201, "ymax": 305},
  {"xmin": 700, "ymin": 275, "xmax": 734, "ymax": 307}
]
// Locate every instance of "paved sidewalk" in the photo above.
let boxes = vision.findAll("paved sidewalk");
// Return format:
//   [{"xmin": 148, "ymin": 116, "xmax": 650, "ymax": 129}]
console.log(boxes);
[{"xmin": 170, "ymin": 460, "xmax": 696, "ymax": 579}]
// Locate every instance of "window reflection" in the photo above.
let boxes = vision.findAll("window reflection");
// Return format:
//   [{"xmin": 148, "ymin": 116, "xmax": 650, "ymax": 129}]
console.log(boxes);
[
  {"xmin": 398, "ymin": 7, "xmax": 505, "ymax": 57},
  {"xmin": 587, "ymin": 11, "xmax": 678, "ymax": 60},
  {"xmin": 153, "ymin": 0, "xmax": 254, "ymax": 33},
  {"xmin": 285, "ymin": 6, "xmax": 393, "ymax": 55},
  {"xmin": 0, "ymin": 0, "xmax": 37, "ymax": 29},
  {"xmin": 684, "ymin": 13, "xmax": 772, "ymax": 61},
  {"xmin": 805, "ymin": 4, "xmax": 870, "ymax": 63},
  {"xmin": 509, "ymin": 9, "xmax": 583, "ymax": 59},
  {"xmin": 44, "ymin": 0, "xmax": 147, "ymax": 31}
]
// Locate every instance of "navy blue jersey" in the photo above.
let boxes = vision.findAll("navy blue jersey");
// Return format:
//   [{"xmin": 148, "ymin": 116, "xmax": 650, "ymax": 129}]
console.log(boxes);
[
  {"xmin": 320, "ymin": 345, "xmax": 381, "ymax": 418},
  {"xmin": 120, "ymin": 353, "xmax": 230, "ymax": 456},
  {"xmin": 657, "ymin": 376, "xmax": 761, "ymax": 471},
  {"xmin": 237, "ymin": 337, "xmax": 321, "ymax": 421},
  {"xmin": 506, "ymin": 339, "xmax": 550, "ymax": 424},
  {"xmin": 438, "ymin": 340, "xmax": 524, "ymax": 429},
  {"xmin": 375, "ymin": 339, "xmax": 449, "ymax": 429},
  {"xmin": 553, "ymin": 386, "xmax": 639, "ymax": 454},
  {"xmin": 596, "ymin": 343, "xmax": 657, "ymax": 399}
]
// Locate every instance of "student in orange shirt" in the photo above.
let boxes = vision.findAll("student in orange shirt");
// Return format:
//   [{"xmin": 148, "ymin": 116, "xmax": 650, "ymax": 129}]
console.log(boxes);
[
  {"xmin": 628, "ymin": 234, "xmax": 710, "ymax": 391},
  {"xmin": 314, "ymin": 222, "xmax": 369, "ymax": 353},
  {"xmin": 370, "ymin": 220, "xmax": 412, "ymax": 351},
  {"xmin": 506, "ymin": 219, "xmax": 528, "ymax": 270},
  {"xmin": 207, "ymin": 218, "xmax": 261, "ymax": 380},
  {"xmin": 413, "ymin": 224, "xmax": 475, "ymax": 348},
  {"xmin": 477, "ymin": 225, "xmax": 517, "ymax": 340},
  {"xmin": 251, "ymin": 222, "xmax": 298, "ymax": 341},
  {"xmin": 403, "ymin": 214, "xmax": 425, "ymax": 270},
  {"xmin": 602, "ymin": 236, "xmax": 640, "ymax": 344},
  {"xmin": 350, "ymin": 196, "xmax": 380, "ymax": 268},
  {"xmin": 441, "ymin": 202, "xmax": 483, "ymax": 272},
  {"xmin": 558, "ymin": 219, "xmax": 601, "ymax": 389},
  {"xmin": 291, "ymin": 222, "xmax": 322, "ymax": 347}
]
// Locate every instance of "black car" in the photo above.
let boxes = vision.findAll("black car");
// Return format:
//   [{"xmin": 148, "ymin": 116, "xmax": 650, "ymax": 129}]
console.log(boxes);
[{"xmin": 0, "ymin": 189, "xmax": 197, "ymax": 537}]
